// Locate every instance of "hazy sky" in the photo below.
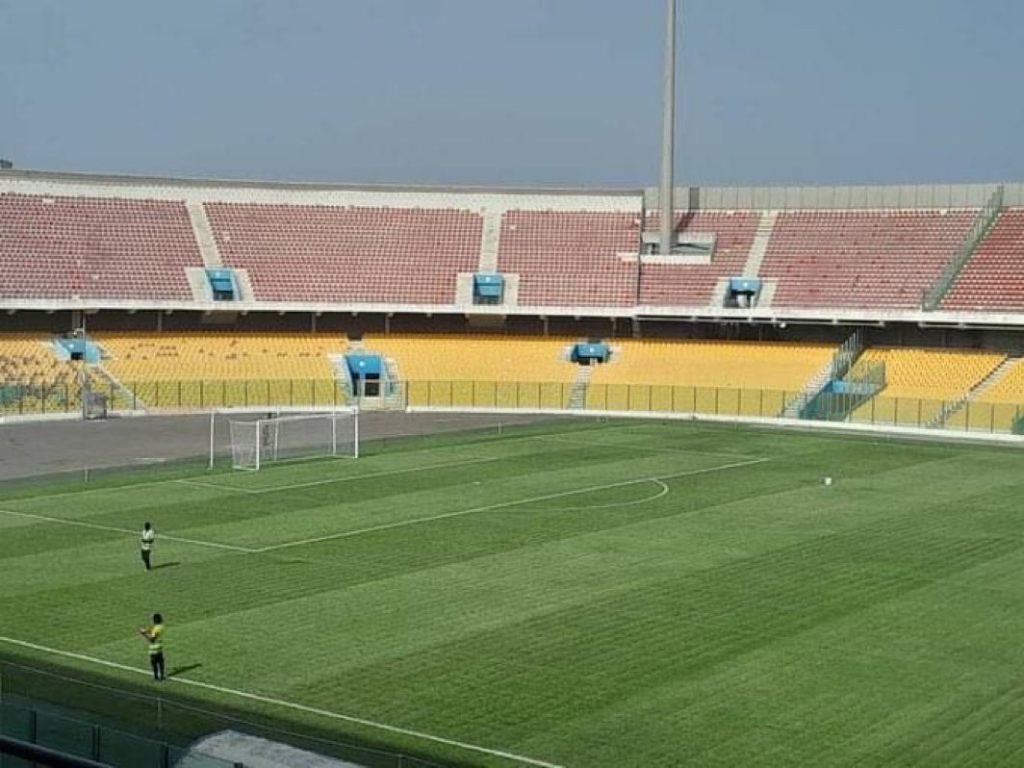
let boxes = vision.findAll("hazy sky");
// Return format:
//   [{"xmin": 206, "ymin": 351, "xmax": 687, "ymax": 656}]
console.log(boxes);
[{"xmin": 2, "ymin": 0, "xmax": 1023, "ymax": 187}]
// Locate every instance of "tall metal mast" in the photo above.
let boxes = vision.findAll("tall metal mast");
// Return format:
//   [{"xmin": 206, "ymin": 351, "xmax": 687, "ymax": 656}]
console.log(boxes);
[{"xmin": 659, "ymin": 0, "xmax": 677, "ymax": 254}]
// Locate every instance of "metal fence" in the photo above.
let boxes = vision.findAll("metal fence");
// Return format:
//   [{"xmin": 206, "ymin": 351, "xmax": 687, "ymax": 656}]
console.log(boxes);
[
  {"xmin": 0, "ymin": 700, "xmax": 232, "ymax": 768},
  {"xmin": 2, "ymin": 378, "xmax": 1023, "ymax": 435},
  {"xmin": 0, "ymin": 663, "xmax": 447, "ymax": 768}
]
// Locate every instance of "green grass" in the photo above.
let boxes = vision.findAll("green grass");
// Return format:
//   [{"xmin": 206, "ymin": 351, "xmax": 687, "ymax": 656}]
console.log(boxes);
[{"xmin": 2, "ymin": 419, "xmax": 1024, "ymax": 767}]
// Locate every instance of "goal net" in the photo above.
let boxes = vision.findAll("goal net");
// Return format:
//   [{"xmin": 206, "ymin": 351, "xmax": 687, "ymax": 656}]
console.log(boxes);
[{"xmin": 228, "ymin": 411, "xmax": 358, "ymax": 471}]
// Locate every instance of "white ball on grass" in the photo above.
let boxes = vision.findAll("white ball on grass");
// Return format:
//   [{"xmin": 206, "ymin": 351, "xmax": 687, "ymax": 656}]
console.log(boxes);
[{"xmin": 823, "ymin": 476, "xmax": 833, "ymax": 486}]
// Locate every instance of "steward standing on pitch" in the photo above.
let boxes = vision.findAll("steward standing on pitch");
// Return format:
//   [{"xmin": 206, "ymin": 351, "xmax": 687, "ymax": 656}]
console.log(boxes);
[
  {"xmin": 139, "ymin": 613, "xmax": 166, "ymax": 681},
  {"xmin": 140, "ymin": 522, "xmax": 155, "ymax": 570}
]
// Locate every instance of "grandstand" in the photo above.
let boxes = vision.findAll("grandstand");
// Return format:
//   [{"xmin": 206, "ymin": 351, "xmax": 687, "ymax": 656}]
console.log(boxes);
[
  {"xmin": 2, "ymin": 167, "xmax": 1024, "ymax": 768},
  {"xmin": 2, "ymin": 172, "xmax": 1023, "ymax": 318},
  {"xmin": 0, "ymin": 169, "xmax": 1022, "ymax": 435}
]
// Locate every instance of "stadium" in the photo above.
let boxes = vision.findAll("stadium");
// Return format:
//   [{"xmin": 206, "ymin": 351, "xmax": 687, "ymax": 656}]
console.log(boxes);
[{"xmin": 3, "ymin": 2, "xmax": 1024, "ymax": 768}]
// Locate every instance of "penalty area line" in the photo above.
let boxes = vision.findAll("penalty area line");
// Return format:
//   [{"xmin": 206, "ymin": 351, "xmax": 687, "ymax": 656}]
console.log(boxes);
[
  {"xmin": 174, "ymin": 454, "xmax": 505, "ymax": 496},
  {"xmin": 0, "ymin": 508, "xmax": 255, "ymax": 553},
  {"xmin": 259, "ymin": 456, "xmax": 771, "ymax": 553},
  {"xmin": 0, "ymin": 636, "xmax": 565, "ymax": 768}
]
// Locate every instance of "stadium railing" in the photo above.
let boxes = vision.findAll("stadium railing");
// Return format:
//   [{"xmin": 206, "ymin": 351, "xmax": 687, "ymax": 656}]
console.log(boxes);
[
  {"xmin": 2, "ymin": 378, "xmax": 1022, "ymax": 435},
  {"xmin": 0, "ymin": 661, "xmax": 449, "ymax": 768},
  {"xmin": 0, "ymin": 700, "xmax": 234, "ymax": 768}
]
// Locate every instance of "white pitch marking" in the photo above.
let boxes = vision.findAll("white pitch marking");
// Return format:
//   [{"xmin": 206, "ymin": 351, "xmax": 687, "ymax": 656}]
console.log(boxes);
[
  {"xmin": 175, "ymin": 478, "xmax": 262, "ymax": 495},
  {"xmin": 534, "ymin": 433, "xmax": 764, "ymax": 460},
  {"xmin": 0, "ymin": 636, "xmax": 565, "ymax": 768},
  {"xmin": 550, "ymin": 479, "xmax": 670, "ymax": 512},
  {"xmin": 0, "ymin": 425, "xmax": 627, "ymax": 503},
  {"xmin": 258, "ymin": 457, "xmax": 771, "ymax": 553},
  {"xmin": 183, "ymin": 454, "xmax": 506, "ymax": 496},
  {"xmin": 0, "ymin": 507, "xmax": 255, "ymax": 553}
]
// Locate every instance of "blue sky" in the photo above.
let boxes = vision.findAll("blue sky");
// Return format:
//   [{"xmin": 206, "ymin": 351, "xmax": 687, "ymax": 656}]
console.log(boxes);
[{"xmin": 2, "ymin": 0, "xmax": 1022, "ymax": 187}]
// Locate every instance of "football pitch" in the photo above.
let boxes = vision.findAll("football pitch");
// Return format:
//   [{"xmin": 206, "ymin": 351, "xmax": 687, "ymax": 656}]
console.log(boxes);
[{"xmin": 2, "ymin": 417, "xmax": 1024, "ymax": 767}]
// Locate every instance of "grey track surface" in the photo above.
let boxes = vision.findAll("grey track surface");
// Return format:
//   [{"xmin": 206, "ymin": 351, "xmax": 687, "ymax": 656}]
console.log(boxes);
[{"xmin": 0, "ymin": 411, "xmax": 556, "ymax": 481}]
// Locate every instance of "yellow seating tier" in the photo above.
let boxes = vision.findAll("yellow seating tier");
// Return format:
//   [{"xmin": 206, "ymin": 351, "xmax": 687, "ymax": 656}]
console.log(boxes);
[
  {"xmin": 943, "ymin": 358, "xmax": 1024, "ymax": 433},
  {"xmin": 856, "ymin": 347, "xmax": 1003, "ymax": 399},
  {"xmin": 850, "ymin": 347, "xmax": 1004, "ymax": 427},
  {"xmin": 0, "ymin": 334, "xmax": 78, "ymax": 388},
  {"xmin": 0, "ymin": 334, "xmax": 82, "ymax": 413},
  {"xmin": 588, "ymin": 340, "xmax": 835, "ymax": 390},
  {"xmin": 974, "ymin": 359, "xmax": 1024, "ymax": 403},
  {"xmin": 363, "ymin": 334, "xmax": 577, "ymax": 383},
  {"xmin": 97, "ymin": 332, "xmax": 343, "ymax": 382}
]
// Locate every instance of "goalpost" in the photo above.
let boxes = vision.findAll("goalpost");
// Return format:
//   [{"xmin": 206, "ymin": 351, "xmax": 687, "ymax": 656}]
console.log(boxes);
[{"xmin": 214, "ymin": 409, "xmax": 359, "ymax": 471}]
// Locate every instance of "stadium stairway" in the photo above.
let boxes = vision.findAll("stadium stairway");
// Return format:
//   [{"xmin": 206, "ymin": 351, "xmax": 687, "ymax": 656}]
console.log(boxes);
[
  {"xmin": 849, "ymin": 347, "xmax": 1005, "ymax": 427},
  {"xmin": 567, "ymin": 364, "xmax": 593, "ymax": 410},
  {"xmin": 780, "ymin": 331, "xmax": 862, "ymax": 418},
  {"xmin": 939, "ymin": 355, "xmax": 1024, "ymax": 431}
]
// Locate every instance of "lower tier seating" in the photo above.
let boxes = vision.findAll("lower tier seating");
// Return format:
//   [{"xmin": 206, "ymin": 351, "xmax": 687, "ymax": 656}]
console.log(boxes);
[
  {"xmin": 585, "ymin": 340, "xmax": 835, "ymax": 414},
  {"xmin": 97, "ymin": 333, "xmax": 343, "ymax": 382},
  {"xmin": 362, "ymin": 334, "xmax": 580, "ymax": 409},
  {"xmin": 0, "ymin": 334, "xmax": 81, "ymax": 413},
  {"xmin": 849, "ymin": 347, "xmax": 1004, "ymax": 426}
]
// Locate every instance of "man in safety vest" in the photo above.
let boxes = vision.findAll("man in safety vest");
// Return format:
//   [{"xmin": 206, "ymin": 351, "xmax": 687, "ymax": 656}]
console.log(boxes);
[
  {"xmin": 140, "ymin": 522, "xmax": 155, "ymax": 571},
  {"xmin": 139, "ymin": 613, "xmax": 165, "ymax": 681}
]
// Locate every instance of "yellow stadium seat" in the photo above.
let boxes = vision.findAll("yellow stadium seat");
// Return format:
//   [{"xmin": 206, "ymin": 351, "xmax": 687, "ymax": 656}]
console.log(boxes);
[
  {"xmin": 850, "ymin": 347, "xmax": 1004, "ymax": 427},
  {"xmin": 584, "ymin": 339, "xmax": 834, "ymax": 415}
]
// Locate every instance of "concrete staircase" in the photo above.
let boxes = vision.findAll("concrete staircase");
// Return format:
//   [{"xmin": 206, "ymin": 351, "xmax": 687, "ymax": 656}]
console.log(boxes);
[
  {"xmin": 780, "ymin": 330, "xmax": 864, "ymax": 419},
  {"xmin": 742, "ymin": 210, "xmax": 778, "ymax": 277},
  {"xmin": 477, "ymin": 208, "xmax": 502, "ymax": 272},
  {"xmin": 93, "ymin": 364, "xmax": 146, "ymax": 411},
  {"xmin": 928, "ymin": 354, "xmax": 1020, "ymax": 428},
  {"xmin": 567, "ymin": 365, "xmax": 593, "ymax": 410},
  {"xmin": 187, "ymin": 202, "xmax": 224, "ymax": 267}
]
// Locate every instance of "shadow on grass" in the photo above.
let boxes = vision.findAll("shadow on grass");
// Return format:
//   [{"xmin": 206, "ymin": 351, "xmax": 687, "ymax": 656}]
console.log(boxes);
[
  {"xmin": 0, "ymin": 651, "xmax": 466, "ymax": 768},
  {"xmin": 152, "ymin": 561, "xmax": 181, "ymax": 570},
  {"xmin": 167, "ymin": 663, "xmax": 203, "ymax": 678}
]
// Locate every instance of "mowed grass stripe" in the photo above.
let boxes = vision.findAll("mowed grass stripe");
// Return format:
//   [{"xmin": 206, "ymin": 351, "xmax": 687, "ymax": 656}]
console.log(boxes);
[
  {"xmin": 4, "ymin": 422, "xmax": 1024, "ymax": 766},
  {"xmin": 5, "ymin": 441, "xmax": 731, "ymax": 552},
  {"xmin": 0, "ymin": 440, "xmax": 962, "ymax": 644},
  {"xmin": 292, "ymin": 525, "xmax": 1018, "ymax": 755},
  {"xmin": 257, "ymin": 458, "xmax": 769, "ymax": 552}
]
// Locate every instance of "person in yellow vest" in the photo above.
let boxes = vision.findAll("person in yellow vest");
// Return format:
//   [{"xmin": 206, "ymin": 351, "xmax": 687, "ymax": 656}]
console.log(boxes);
[
  {"xmin": 140, "ymin": 522, "xmax": 155, "ymax": 571},
  {"xmin": 139, "ymin": 613, "xmax": 165, "ymax": 681}
]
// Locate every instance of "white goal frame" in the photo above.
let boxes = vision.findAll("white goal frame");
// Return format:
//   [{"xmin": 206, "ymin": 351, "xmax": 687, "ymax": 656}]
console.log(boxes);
[{"xmin": 208, "ymin": 408, "xmax": 359, "ymax": 471}]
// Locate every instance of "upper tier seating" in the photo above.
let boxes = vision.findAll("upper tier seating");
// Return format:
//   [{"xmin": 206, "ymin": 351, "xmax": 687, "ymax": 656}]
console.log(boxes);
[
  {"xmin": 639, "ymin": 212, "xmax": 761, "ymax": 306},
  {"xmin": 941, "ymin": 209, "xmax": 1024, "ymax": 311},
  {"xmin": 0, "ymin": 193, "xmax": 200, "ymax": 300},
  {"xmin": 497, "ymin": 211, "xmax": 640, "ymax": 306},
  {"xmin": 97, "ymin": 332, "xmax": 342, "ymax": 382},
  {"xmin": 760, "ymin": 210, "xmax": 976, "ymax": 309},
  {"xmin": 205, "ymin": 203, "xmax": 482, "ymax": 304}
]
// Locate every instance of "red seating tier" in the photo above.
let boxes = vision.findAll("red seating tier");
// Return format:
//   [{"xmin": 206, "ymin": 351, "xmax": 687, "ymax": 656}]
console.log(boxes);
[
  {"xmin": 941, "ymin": 209, "xmax": 1024, "ymax": 312},
  {"xmin": 639, "ymin": 211, "xmax": 760, "ymax": 305},
  {"xmin": 205, "ymin": 203, "xmax": 481, "ymax": 304},
  {"xmin": 0, "ymin": 193, "xmax": 199, "ymax": 300},
  {"xmin": 759, "ymin": 210, "xmax": 976, "ymax": 309},
  {"xmin": 497, "ymin": 210, "xmax": 640, "ymax": 306}
]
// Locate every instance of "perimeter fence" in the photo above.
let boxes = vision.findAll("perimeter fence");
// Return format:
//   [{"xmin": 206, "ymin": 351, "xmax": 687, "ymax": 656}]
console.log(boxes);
[{"xmin": 2, "ymin": 378, "xmax": 1023, "ymax": 435}]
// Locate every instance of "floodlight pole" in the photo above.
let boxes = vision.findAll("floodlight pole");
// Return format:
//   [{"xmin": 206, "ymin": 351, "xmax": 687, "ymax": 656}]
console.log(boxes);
[{"xmin": 659, "ymin": 0, "xmax": 677, "ymax": 255}]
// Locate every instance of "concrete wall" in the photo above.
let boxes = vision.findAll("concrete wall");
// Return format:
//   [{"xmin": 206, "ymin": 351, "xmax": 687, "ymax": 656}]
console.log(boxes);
[{"xmin": 646, "ymin": 182, "xmax": 1024, "ymax": 210}]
